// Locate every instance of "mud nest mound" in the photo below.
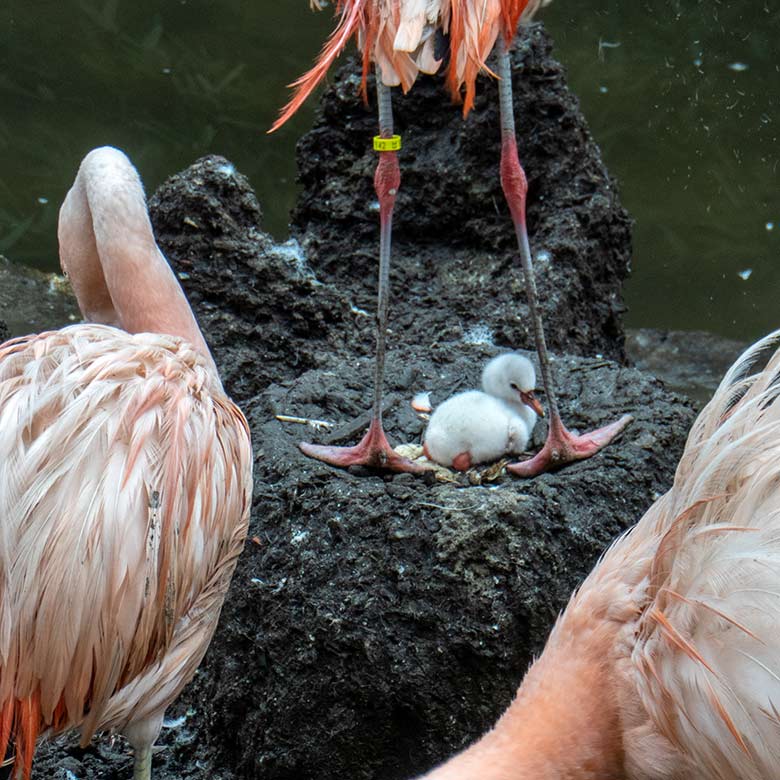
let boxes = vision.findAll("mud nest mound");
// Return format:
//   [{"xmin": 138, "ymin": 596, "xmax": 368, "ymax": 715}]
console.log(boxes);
[
  {"xmin": 186, "ymin": 349, "xmax": 692, "ymax": 780},
  {"xmin": 26, "ymin": 26, "xmax": 694, "ymax": 780}
]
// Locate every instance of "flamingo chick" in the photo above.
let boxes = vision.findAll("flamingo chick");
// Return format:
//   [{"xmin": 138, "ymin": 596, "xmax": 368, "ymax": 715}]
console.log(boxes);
[
  {"xmin": 423, "ymin": 353, "xmax": 543, "ymax": 470},
  {"xmin": 0, "ymin": 147, "xmax": 252, "ymax": 780},
  {"xmin": 416, "ymin": 331, "xmax": 780, "ymax": 779}
]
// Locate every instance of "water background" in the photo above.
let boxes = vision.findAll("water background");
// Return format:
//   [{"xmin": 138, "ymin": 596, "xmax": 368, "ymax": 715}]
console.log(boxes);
[{"xmin": 1, "ymin": 0, "xmax": 778, "ymax": 340}]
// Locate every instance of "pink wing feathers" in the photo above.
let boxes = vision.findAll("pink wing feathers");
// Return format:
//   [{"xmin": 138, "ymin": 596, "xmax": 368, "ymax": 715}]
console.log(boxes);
[
  {"xmin": 0, "ymin": 324, "xmax": 252, "ymax": 779},
  {"xmin": 624, "ymin": 332, "xmax": 780, "ymax": 777}
]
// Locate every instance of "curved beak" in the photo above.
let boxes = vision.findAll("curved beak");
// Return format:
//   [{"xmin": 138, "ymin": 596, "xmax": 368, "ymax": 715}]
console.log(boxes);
[{"xmin": 520, "ymin": 390, "xmax": 545, "ymax": 418}]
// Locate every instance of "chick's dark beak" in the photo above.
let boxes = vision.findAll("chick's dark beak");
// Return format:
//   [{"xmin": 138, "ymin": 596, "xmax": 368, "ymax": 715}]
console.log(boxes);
[{"xmin": 520, "ymin": 390, "xmax": 545, "ymax": 417}]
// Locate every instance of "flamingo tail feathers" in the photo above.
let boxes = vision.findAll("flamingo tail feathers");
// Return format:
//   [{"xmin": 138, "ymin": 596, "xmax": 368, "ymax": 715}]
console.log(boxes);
[
  {"xmin": 270, "ymin": 0, "xmax": 369, "ymax": 133},
  {"xmin": 444, "ymin": 0, "xmax": 463, "ymax": 106},
  {"xmin": 360, "ymin": 7, "xmax": 380, "ymax": 101},
  {"xmin": 0, "ymin": 692, "xmax": 43, "ymax": 780},
  {"xmin": 501, "ymin": 0, "xmax": 532, "ymax": 43}
]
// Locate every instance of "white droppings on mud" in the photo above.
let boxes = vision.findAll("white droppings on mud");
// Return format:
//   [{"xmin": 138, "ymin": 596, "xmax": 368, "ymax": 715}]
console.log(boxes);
[
  {"xmin": 291, "ymin": 529, "xmax": 310, "ymax": 545},
  {"xmin": 216, "ymin": 162, "xmax": 236, "ymax": 178},
  {"xmin": 273, "ymin": 238, "xmax": 322, "ymax": 285},
  {"xmin": 462, "ymin": 324, "xmax": 495, "ymax": 346},
  {"xmin": 163, "ymin": 714, "xmax": 188, "ymax": 729},
  {"xmin": 535, "ymin": 250, "xmax": 552, "ymax": 269}
]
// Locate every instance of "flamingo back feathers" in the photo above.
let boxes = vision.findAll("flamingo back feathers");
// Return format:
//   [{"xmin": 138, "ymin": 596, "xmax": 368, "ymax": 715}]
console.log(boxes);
[{"xmin": 0, "ymin": 324, "xmax": 252, "ymax": 778}]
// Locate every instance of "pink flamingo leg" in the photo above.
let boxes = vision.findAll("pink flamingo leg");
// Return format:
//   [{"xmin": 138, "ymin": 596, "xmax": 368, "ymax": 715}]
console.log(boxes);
[
  {"xmin": 300, "ymin": 77, "xmax": 427, "ymax": 474},
  {"xmin": 494, "ymin": 42, "xmax": 632, "ymax": 478}
]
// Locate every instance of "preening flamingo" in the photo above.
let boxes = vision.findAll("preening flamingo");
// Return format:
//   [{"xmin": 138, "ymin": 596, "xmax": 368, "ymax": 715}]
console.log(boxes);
[
  {"xmin": 0, "ymin": 147, "xmax": 252, "ymax": 780},
  {"xmin": 270, "ymin": 0, "xmax": 631, "ymax": 476},
  {"xmin": 415, "ymin": 331, "xmax": 780, "ymax": 779},
  {"xmin": 423, "ymin": 353, "xmax": 542, "ymax": 470}
]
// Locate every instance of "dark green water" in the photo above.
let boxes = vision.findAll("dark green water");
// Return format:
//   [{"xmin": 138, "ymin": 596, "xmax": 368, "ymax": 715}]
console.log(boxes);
[{"xmin": 1, "ymin": 1, "xmax": 778, "ymax": 340}]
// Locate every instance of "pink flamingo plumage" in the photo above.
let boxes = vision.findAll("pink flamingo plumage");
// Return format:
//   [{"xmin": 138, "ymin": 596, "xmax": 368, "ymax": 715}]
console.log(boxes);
[
  {"xmin": 271, "ymin": 0, "xmax": 631, "ymax": 476},
  {"xmin": 0, "ymin": 147, "xmax": 252, "ymax": 779},
  {"xmin": 416, "ymin": 331, "xmax": 780, "ymax": 778}
]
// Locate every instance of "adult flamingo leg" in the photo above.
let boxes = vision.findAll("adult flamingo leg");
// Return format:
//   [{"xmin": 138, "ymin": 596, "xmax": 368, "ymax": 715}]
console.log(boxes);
[
  {"xmin": 300, "ymin": 77, "xmax": 428, "ymax": 473},
  {"xmin": 133, "ymin": 748, "xmax": 152, "ymax": 780},
  {"xmin": 494, "ymin": 42, "xmax": 632, "ymax": 477}
]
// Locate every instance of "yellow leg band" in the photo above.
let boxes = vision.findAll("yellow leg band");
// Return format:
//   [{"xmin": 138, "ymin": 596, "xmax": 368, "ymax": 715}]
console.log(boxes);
[{"xmin": 373, "ymin": 135, "xmax": 402, "ymax": 152}]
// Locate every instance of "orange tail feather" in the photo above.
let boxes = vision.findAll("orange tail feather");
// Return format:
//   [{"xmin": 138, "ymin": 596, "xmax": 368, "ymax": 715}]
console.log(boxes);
[
  {"xmin": 501, "ymin": 0, "xmax": 532, "ymax": 41},
  {"xmin": 360, "ymin": 5, "xmax": 379, "ymax": 103},
  {"xmin": 0, "ymin": 698, "xmax": 14, "ymax": 767},
  {"xmin": 445, "ymin": 0, "xmax": 464, "ymax": 106},
  {"xmin": 270, "ymin": 0, "xmax": 369, "ymax": 132},
  {"xmin": 16, "ymin": 692, "xmax": 42, "ymax": 780},
  {"xmin": 51, "ymin": 695, "xmax": 68, "ymax": 733},
  {"xmin": 0, "ymin": 692, "xmax": 43, "ymax": 780}
]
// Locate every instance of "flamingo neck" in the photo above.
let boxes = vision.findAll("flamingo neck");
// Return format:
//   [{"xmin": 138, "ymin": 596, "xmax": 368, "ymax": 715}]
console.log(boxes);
[
  {"xmin": 102, "ymin": 238, "xmax": 210, "ymax": 362},
  {"xmin": 422, "ymin": 610, "xmax": 624, "ymax": 780},
  {"xmin": 59, "ymin": 148, "xmax": 217, "ymax": 376}
]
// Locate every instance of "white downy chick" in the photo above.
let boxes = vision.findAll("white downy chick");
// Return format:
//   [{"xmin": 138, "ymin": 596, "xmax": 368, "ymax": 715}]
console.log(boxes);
[{"xmin": 423, "ymin": 353, "xmax": 544, "ymax": 471}]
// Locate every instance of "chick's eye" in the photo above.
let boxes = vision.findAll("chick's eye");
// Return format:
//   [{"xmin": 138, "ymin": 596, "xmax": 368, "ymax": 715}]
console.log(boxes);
[{"xmin": 510, "ymin": 382, "xmax": 519, "ymax": 391}]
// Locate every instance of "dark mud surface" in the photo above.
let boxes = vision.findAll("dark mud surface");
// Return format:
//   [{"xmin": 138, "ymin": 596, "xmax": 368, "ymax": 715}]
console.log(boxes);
[
  {"xmin": 0, "ymin": 255, "xmax": 80, "ymax": 336},
  {"xmin": 9, "ymin": 26, "xmax": 697, "ymax": 780}
]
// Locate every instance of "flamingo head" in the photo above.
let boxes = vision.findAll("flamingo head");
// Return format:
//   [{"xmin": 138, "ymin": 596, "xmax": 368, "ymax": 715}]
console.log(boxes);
[{"xmin": 482, "ymin": 353, "xmax": 545, "ymax": 417}]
